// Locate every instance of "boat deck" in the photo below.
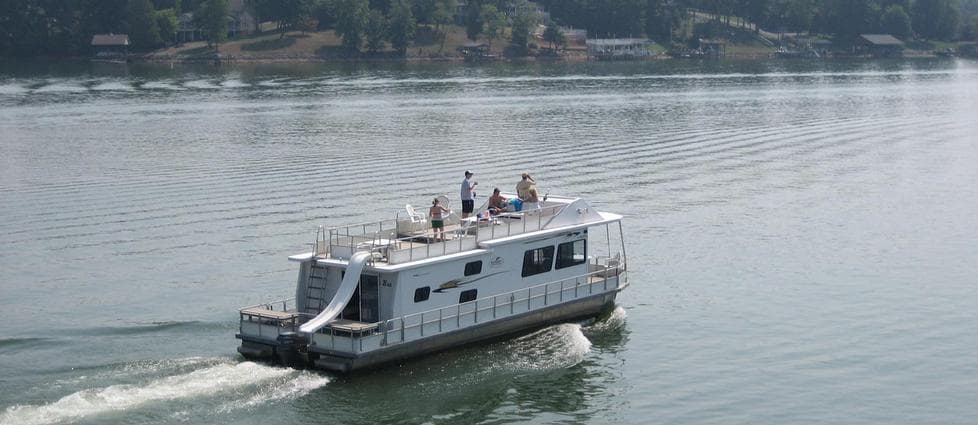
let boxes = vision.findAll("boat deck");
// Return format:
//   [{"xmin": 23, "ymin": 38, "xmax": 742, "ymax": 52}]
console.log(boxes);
[{"xmin": 301, "ymin": 194, "xmax": 622, "ymax": 267}]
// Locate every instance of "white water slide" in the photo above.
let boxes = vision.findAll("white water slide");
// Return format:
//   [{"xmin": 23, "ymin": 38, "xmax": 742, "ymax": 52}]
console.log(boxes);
[{"xmin": 299, "ymin": 251, "xmax": 372, "ymax": 334}]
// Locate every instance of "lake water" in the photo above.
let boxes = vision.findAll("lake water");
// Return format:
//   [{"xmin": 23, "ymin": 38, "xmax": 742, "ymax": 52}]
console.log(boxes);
[{"xmin": 1, "ymin": 58, "xmax": 977, "ymax": 425}]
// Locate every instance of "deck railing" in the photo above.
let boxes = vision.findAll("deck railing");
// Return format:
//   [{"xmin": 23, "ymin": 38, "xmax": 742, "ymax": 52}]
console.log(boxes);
[
  {"xmin": 307, "ymin": 259, "xmax": 625, "ymax": 354},
  {"xmin": 238, "ymin": 298, "xmax": 315, "ymax": 341},
  {"xmin": 313, "ymin": 204, "xmax": 567, "ymax": 265}
]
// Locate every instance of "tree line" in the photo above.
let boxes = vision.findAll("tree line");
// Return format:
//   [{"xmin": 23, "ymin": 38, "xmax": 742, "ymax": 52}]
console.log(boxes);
[
  {"xmin": 539, "ymin": 0, "xmax": 978, "ymax": 44},
  {"xmin": 2, "ymin": 0, "xmax": 977, "ymax": 57}
]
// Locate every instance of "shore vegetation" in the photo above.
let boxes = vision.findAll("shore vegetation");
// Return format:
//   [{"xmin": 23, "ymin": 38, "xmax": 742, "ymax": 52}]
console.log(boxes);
[{"xmin": 1, "ymin": 0, "xmax": 977, "ymax": 60}]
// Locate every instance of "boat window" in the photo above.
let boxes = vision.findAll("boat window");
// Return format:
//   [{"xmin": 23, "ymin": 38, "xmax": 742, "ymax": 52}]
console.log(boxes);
[
  {"xmin": 556, "ymin": 239, "xmax": 587, "ymax": 269},
  {"xmin": 459, "ymin": 289, "xmax": 478, "ymax": 304},
  {"xmin": 414, "ymin": 286, "xmax": 430, "ymax": 303},
  {"xmin": 522, "ymin": 246, "xmax": 555, "ymax": 277},
  {"xmin": 464, "ymin": 260, "xmax": 482, "ymax": 276}
]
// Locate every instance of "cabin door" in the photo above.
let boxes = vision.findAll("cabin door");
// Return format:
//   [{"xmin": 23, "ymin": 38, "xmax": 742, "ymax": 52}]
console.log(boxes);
[
  {"xmin": 359, "ymin": 275, "xmax": 379, "ymax": 323},
  {"xmin": 340, "ymin": 274, "xmax": 380, "ymax": 323}
]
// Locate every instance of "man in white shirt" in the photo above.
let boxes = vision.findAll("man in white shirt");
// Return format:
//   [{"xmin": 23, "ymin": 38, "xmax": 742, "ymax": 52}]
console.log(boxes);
[{"xmin": 460, "ymin": 170, "xmax": 477, "ymax": 218}]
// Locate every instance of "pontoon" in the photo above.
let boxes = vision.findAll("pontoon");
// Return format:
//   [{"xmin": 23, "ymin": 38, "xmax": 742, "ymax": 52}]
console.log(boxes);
[{"xmin": 236, "ymin": 194, "xmax": 628, "ymax": 372}]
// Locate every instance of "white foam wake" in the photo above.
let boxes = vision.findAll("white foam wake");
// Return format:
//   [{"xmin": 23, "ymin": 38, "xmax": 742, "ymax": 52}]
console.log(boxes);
[
  {"xmin": 588, "ymin": 306, "xmax": 628, "ymax": 332},
  {"xmin": 503, "ymin": 323, "xmax": 592, "ymax": 370},
  {"xmin": 0, "ymin": 361, "xmax": 328, "ymax": 425}
]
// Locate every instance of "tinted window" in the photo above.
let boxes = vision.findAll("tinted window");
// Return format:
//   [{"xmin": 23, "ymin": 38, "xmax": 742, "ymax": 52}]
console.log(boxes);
[
  {"xmin": 464, "ymin": 261, "xmax": 482, "ymax": 276},
  {"xmin": 556, "ymin": 240, "xmax": 587, "ymax": 269},
  {"xmin": 522, "ymin": 246, "xmax": 555, "ymax": 277},
  {"xmin": 459, "ymin": 289, "xmax": 478, "ymax": 303},
  {"xmin": 414, "ymin": 287, "xmax": 430, "ymax": 303}
]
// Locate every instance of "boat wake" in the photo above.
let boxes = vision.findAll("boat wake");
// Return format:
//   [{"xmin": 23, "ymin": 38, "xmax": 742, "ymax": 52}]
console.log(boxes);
[
  {"xmin": 0, "ymin": 359, "xmax": 328, "ymax": 425},
  {"xmin": 500, "ymin": 323, "xmax": 593, "ymax": 370},
  {"xmin": 586, "ymin": 306, "xmax": 628, "ymax": 333}
]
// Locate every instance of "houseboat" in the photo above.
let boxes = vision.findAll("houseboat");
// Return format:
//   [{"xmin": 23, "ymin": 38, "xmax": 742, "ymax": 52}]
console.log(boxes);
[{"xmin": 236, "ymin": 193, "xmax": 628, "ymax": 372}]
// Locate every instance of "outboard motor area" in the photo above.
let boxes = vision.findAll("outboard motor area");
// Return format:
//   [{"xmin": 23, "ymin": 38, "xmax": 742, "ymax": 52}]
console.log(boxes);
[{"xmin": 275, "ymin": 331, "xmax": 309, "ymax": 366}]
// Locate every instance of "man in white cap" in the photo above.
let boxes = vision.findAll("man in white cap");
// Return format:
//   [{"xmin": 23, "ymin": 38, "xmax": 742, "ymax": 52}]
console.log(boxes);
[{"xmin": 460, "ymin": 170, "xmax": 477, "ymax": 219}]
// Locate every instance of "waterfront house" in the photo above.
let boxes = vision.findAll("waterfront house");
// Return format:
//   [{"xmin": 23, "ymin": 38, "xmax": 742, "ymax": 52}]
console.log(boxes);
[
  {"xmin": 176, "ymin": 1, "xmax": 256, "ymax": 43},
  {"xmin": 586, "ymin": 38, "xmax": 651, "ymax": 60},
  {"xmin": 698, "ymin": 38, "xmax": 726, "ymax": 58},
  {"xmin": 91, "ymin": 34, "xmax": 129, "ymax": 60},
  {"xmin": 855, "ymin": 34, "xmax": 904, "ymax": 57}
]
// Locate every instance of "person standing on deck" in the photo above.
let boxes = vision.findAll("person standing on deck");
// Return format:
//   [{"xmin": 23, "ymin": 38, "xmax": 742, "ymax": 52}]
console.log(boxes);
[
  {"xmin": 429, "ymin": 198, "xmax": 450, "ymax": 241},
  {"xmin": 460, "ymin": 170, "xmax": 477, "ymax": 219},
  {"xmin": 516, "ymin": 173, "xmax": 540, "ymax": 210}
]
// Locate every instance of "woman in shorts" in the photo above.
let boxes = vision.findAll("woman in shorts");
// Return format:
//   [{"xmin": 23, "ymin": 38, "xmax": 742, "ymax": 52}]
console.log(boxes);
[{"xmin": 429, "ymin": 198, "xmax": 450, "ymax": 241}]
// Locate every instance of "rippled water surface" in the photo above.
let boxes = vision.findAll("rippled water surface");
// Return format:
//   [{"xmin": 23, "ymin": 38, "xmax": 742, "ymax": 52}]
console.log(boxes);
[{"xmin": 1, "ymin": 58, "xmax": 977, "ymax": 424}]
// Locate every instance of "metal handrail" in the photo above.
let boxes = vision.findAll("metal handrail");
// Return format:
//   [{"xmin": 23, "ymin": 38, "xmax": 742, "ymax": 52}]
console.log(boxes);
[
  {"xmin": 329, "ymin": 204, "xmax": 567, "ymax": 264},
  {"xmin": 238, "ymin": 298, "xmax": 297, "ymax": 313},
  {"xmin": 384, "ymin": 263, "xmax": 623, "ymax": 336}
]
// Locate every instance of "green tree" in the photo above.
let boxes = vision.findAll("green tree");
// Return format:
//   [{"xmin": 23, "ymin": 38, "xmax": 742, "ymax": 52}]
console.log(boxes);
[
  {"xmin": 364, "ymin": 8, "xmax": 387, "ymax": 52},
  {"xmin": 480, "ymin": 4, "xmax": 504, "ymax": 49},
  {"xmin": 388, "ymin": 0, "xmax": 416, "ymax": 55},
  {"xmin": 881, "ymin": 4, "xmax": 911, "ymax": 38},
  {"xmin": 197, "ymin": 0, "xmax": 229, "ymax": 46},
  {"xmin": 412, "ymin": 0, "xmax": 437, "ymax": 24},
  {"xmin": 128, "ymin": 0, "xmax": 162, "ymax": 50},
  {"xmin": 432, "ymin": 0, "xmax": 457, "ymax": 29},
  {"xmin": 508, "ymin": 0, "xmax": 533, "ymax": 54},
  {"xmin": 278, "ymin": 0, "xmax": 313, "ymax": 38},
  {"xmin": 313, "ymin": 0, "xmax": 338, "ymax": 29},
  {"xmin": 334, "ymin": 0, "xmax": 368, "ymax": 52},
  {"xmin": 431, "ymin": 0, "xmax": 457, "ymax": 51},
  {"xmin": 543, "ymin": 24, "xmax": 565, "ymax": 50},
  {"xmin": 156, "ymin": 8, "xmax": 179, "ymax": 45},
  {"xmin": 912, "ymin": 0, "xmax": 960, "ymax": 40},
  {"xmin": 464, "ymin": 1, "xmax": 483, "ymax": 40},
  {"xmin": 962, "ymin": 13, "xmax": 978, "ymax": 40},
  {"xmin": 647, "ymin": 0, "xmax": 685, "ymax": 42}
]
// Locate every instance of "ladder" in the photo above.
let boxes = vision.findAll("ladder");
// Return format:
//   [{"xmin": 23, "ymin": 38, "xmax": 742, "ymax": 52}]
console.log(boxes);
[{"xmin": 304, "ymin": 264, "xmax": 329, "ymax": 315}]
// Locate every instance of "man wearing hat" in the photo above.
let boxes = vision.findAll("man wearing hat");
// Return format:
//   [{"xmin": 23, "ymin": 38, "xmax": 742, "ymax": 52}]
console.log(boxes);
[{"xmin": 460, "ymin": 170, "xmax": 477, "ymax": 219}]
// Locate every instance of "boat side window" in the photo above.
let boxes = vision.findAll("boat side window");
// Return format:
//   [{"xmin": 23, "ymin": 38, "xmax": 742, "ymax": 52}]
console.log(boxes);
[
  {"xmin": 522, "ymin": 246, "xmax": 555, "ymax": 277},
  {"xmin": 459, "ymin": 289, "xmax": 478, "ymax": 303},
  {"xmin": 414, "ymin": 286, "xmax": 430, "ymax": 303},
  {"xmin": 464, "ymin": 260, "xmax": 482, "ymax": 276},
  {"xmin": 556, "ymin": 239, "xmax": 587, "ymax": 269}
]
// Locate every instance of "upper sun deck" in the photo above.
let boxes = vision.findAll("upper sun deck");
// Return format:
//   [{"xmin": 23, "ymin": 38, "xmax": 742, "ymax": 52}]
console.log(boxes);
[{"xmin": 292, "ymin": 194, "xmax": 622, "ymax": 268}]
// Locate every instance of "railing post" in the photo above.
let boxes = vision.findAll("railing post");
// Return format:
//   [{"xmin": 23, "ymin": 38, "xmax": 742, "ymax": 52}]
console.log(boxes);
[
  {"xmin": 457, "ymin": 304, "xmax": 461, "ymax": 327},
  {"xmin": 400, "ymin": 319, "xmax": 405, "ymax": 342},
  {"xmin": 439, "ymin": 309, "xmax": 443, "ymax": 333},
  {"xmin": 493, "ymin": 296, "xmax": 497, "ymax": 318},
  {"xmin": 420, "ymin": 312, "xmax": 424, "ymax": 337}
]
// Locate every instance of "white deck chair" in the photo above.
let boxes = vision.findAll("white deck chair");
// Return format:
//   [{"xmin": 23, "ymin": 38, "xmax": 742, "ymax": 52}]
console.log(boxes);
[{"xmin": 405, "ymin": 204, "xmax": 427, "ymax": 224}]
